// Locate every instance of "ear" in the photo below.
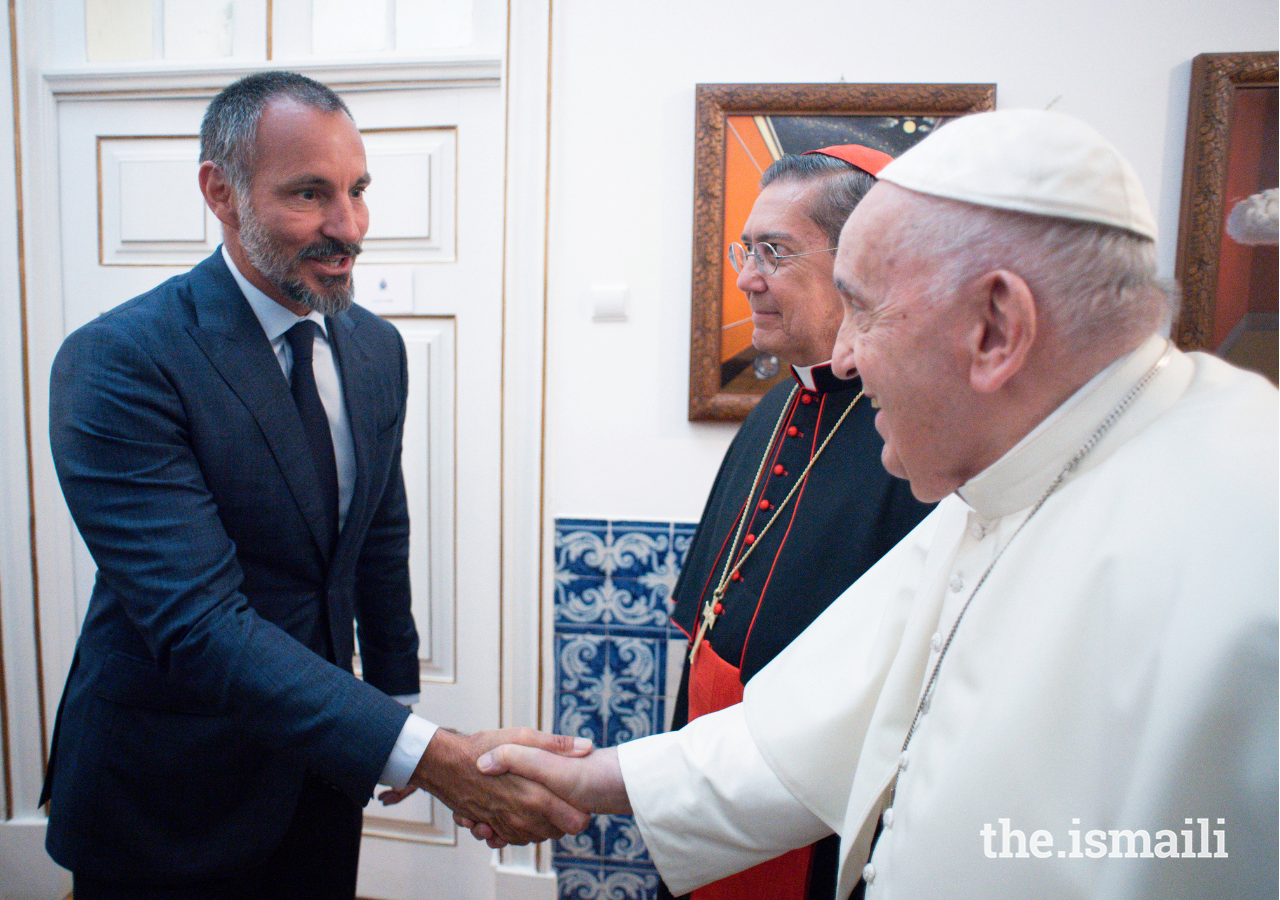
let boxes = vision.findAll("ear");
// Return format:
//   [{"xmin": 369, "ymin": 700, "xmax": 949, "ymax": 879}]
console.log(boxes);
[
  {"xmin": 199, "ymin": 161, "xmax": 240, "ymax": 231},
  {"xmin": 966, "ymin": 269, "xmax": 1036, "ymax": 394}
]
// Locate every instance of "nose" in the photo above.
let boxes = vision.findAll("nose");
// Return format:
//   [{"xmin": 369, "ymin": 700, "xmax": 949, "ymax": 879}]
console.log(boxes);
[
  {"xmin": 325, "ymin": 193, "xmax": 368, "ymax": 245},
  {"xmin": 832, "ymin": 311, "xmax": 859, "ymax": 379},
  {"xmin": 735, "ymin": 254, "xmax": 766, "ymax": 294}
]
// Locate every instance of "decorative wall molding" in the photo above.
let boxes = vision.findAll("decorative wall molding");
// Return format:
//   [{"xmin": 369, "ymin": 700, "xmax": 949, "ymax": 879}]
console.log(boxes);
[
  {"xmin": 43, "ymin": 57, "xmax": 502, "ymax": 101},
  {"xmin": 97, "ymin": 135, "xmax": 219, "ymax": 266},
  {"xmin": 360, "ymin": 127, "xmax": 458, "ymax": 263},
  {"xmin": 499, "ymin": 0, "xmax": 557, "ymax": 879},
  {"xmin": 92, "ymin": 126, "xmax": 458, "ymax": 268},
  {"xmin": 378, "ymin": 317, "xmax": 457, "ymax": 684}
]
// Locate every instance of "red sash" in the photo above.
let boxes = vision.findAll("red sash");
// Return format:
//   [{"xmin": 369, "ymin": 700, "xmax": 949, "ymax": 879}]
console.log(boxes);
[{"xmin": 687, "ymin": 642, "xmax": 813, "ymax": 900}]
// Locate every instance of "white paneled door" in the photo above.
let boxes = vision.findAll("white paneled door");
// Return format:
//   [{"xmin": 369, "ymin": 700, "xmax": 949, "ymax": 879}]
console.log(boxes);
[{"xmin": 31, "ymin": 72, "xmax": 511, "ymax": 899}]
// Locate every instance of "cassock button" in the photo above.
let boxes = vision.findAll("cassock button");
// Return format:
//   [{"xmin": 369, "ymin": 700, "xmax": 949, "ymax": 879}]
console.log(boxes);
[
  {"xmin": 882, "ymin": 808, "xmax": 895, "ymax": 829},
  {"xmin": 713, "ymin": 602, "xmax": 724, "ymax": 614},
  {"xmin": 744, "ymin": 533, "xmax": 755, "ymax": 545},
  {"xmin": 730, "ymin": 571, "xmax": 743, "ymax": 582},
  {"xmin": 949, "ymin": 573, "xmax": 964, "ymax": 593},
  {"xmin": 773, "ymin": 464, "xmax": 786, "ymax": 476},
  {"xmin": 862, "ymin": 863, "xmax": 876, "ymax": 884},
  {"xmin": 930, "ymin": 632, "xmax": 942, "ymax": 652},
  {"xmin": 800, "ymin": 393, "xmax": 813, "ymax": 405},
  {"xmin": 787, "ymin": 425, "xmax": 800, "ymax": 437},
  {"xmin": 898, "ymin": 750, "xmax": 909, "ymax": 772},
  {"xmin": 758, "ymin": 499, "xmax": 771, "ymax": 510}
]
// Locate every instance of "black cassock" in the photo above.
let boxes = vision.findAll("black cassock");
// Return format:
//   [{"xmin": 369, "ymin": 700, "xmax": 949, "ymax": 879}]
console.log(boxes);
[{"xmin": 661, "ymin": 363, "xmax": 933, "ymax": 900}]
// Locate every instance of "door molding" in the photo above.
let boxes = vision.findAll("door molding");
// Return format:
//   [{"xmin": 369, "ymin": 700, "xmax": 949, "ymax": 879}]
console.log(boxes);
[{"xmin": 42, "ymin": 58, "xmax": 502, "ymax": 101}]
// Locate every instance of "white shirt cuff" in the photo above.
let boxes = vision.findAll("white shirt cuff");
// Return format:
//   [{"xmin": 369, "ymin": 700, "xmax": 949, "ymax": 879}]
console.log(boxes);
[{"xmin": 379, "ymin": 712, "xmax": 438, "ymax": 789}]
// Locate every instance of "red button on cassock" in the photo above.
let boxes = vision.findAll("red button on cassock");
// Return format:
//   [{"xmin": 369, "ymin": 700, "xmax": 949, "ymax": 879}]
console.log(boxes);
[
  {"xmin": 730, "ymin": 572, "xmax": 743, "ymax": 582},
  {"xmin": 773, "ymin": 464, "xmax": 785, "ymax": 476},
  {"xmin": 800, "ymin": 394, "xmax": 813, "ymax": 405},
  {"xmin": 744, "ymin": 533, "xmax": 755, "ymax": 545},
  {"xmin": 787, "ymin": 426, "xmax": 800, "ymax": 437},
  {"xmin": 713, "ymin": 602, "xmax": 724, "ymax": 614},
  {"xmin": 758, "ymin": 499, "xmax": 771, "ymax": 510}
]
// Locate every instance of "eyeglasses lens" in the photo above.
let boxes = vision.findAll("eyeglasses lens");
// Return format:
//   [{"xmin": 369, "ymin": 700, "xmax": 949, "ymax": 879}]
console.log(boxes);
[
  {"xmin": 728, "ymin": 242, "xmax": 780, "ymax": 275},
  {"xmin": 755, "ymin": 243, "xmax": 778, "ymax": 275}
]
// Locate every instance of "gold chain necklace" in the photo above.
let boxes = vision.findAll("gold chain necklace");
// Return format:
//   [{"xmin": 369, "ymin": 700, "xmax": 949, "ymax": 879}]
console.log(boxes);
[{"xmin": 690, "ymin": 385, "xmax": 864, "ymax": 662}]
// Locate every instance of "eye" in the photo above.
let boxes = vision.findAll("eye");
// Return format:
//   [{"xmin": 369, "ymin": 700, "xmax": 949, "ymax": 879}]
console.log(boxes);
[
  {"xmin": 351, "ymin": 185, "xmax": 366, "ymax": 199},
  {"xmin": 297, "ymin": 188, "xmax": 318, "ymax": 201},
  {"xmin": 842, "ymin": 295, "xmax": 873, "ymax": 330}
]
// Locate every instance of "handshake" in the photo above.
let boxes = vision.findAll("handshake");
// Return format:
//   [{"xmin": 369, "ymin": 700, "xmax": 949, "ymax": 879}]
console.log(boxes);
[{"xmin": 380, "ymin": 727, "xmax": 630, "ymax": 846}]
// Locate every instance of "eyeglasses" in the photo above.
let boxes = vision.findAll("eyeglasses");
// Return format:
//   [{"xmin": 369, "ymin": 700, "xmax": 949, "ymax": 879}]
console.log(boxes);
[{"xmin": 728, "ymin": 241, "xmax": 837, "ymax": 276}]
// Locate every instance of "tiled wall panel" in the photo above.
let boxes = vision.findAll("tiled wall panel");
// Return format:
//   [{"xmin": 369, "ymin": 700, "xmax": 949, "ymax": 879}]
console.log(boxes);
[{"xmin": 552, "ymin": 518, "xmax": 697, "ymax": 900}]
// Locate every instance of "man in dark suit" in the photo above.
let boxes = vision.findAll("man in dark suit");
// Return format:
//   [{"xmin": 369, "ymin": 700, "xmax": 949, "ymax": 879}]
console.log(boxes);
[{"xmin": 42, "ymin": 71, "xmax": 586, "ymax": 900}]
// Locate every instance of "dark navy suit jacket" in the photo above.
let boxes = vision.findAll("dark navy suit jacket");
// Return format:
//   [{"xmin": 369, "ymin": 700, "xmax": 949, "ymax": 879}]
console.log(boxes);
[{"xmin": 42, "ymin": 251, "xmax": 420, "ymax": 881}]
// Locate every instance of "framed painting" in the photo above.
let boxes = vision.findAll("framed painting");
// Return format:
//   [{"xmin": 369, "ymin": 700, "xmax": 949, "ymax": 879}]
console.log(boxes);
[
  {"xmin": 1174, "ymin": 51, "xmax": 1278, "ymax": 384},
  {"xmin": 687, "ymin": 82, "xmax": 996, "ymax": 422}
]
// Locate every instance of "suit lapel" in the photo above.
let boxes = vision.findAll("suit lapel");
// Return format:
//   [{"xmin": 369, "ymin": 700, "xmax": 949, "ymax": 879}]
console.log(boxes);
[
  {"xmin": 326, "ymin": 309, "xmax": 375, "ymax": 558},
  {"xmin": 184, "ymin": 253, "xmax": 336, "ymax": 560}
]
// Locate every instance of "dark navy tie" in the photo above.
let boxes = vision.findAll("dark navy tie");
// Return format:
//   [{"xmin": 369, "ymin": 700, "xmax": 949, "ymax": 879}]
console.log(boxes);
[{"xmin": 285, "ymin": 320, "xmax": 339, "ymax": 551}]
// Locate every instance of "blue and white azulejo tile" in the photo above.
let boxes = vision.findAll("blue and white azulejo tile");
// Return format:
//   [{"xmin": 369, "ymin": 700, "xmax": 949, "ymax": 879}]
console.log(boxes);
[{"xmin": 552, "ymin": 518, "xmax": 697, "ymax": 900}]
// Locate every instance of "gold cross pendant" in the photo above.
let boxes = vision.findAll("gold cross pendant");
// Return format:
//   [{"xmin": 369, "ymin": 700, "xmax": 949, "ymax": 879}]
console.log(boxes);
[{"xmin": 689, "ymin": 597, "xmax": 720, "ymax": 663}]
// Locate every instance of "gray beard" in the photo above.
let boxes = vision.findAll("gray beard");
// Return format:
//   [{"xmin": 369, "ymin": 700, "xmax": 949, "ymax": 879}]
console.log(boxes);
[{"xmin": 238, "ymin": 205, "xmax": 358, "ymax": 316}]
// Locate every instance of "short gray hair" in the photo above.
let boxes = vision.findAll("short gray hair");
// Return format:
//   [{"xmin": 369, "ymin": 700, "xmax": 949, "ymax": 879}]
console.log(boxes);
[
  {"xmin": 760, "ymin": 154, "xmax": 877, "ymax": 246},
  {"xmin": 200, "ymin": 71, "xmax": 352, "ymax": 195},
  {"xmin": 893, "ymin": 192, "xmax": 1175, "ymax": 348}
]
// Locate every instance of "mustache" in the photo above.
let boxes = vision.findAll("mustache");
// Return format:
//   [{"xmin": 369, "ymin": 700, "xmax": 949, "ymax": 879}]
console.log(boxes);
[{"xmin": 297, "ymin": 238, "xmax": 362, "ymax": 262}]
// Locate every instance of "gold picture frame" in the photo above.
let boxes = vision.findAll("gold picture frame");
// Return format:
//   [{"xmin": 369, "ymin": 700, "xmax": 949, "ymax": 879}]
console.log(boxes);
[
  {"xmin": 1174, "ymin": 51, "xmax": 1278, "ymax": 383},
  {"xmin": 687, "ymin": 82, "xmax": 996, "ymax": 422}
]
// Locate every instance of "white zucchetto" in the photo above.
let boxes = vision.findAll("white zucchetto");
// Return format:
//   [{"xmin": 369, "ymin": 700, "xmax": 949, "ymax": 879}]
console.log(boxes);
[{"xmin": 877, "ymin": 109, "xmax": 1158, "ymax": 241}]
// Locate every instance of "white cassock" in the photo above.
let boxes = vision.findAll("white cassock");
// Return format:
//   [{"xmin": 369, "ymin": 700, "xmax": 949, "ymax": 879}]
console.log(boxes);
[{"xmin": 619, "ymin": 335, "xmax": 1278, "ymax": 899}]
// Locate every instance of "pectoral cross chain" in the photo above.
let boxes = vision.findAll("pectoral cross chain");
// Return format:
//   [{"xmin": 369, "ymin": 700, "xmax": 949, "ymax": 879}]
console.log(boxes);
[
  {"xmin": 689, "ymin": 594, "xmax": 722, "ymax": 663},
  {"xmin": 684, "ymin": 388, "xmax": 863, "ymax": 668}
]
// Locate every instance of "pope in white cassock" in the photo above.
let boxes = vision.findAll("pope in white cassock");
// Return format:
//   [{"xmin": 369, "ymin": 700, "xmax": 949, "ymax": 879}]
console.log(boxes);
[{"xmin": 472, "ymin": 110, "xmax": 1279, "ymax": 899}]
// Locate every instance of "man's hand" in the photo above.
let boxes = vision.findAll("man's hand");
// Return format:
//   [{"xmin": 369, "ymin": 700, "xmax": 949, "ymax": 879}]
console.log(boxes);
[
  {"xmin": 377, "ymin": 785, "xmax": 417, "ymax": 805},
  {"xmin": 409, "ymin": 728, "xmax": 592, "ymax": 845},
  {"xmin": 459, "ymin": 745, "xmax": 631, "ymax": 846}
]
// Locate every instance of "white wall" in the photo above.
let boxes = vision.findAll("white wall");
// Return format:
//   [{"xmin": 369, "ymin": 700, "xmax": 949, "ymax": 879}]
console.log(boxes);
[{"xmin": 543, "ymin": 0, "xmax": 1277, "ymax": 523}]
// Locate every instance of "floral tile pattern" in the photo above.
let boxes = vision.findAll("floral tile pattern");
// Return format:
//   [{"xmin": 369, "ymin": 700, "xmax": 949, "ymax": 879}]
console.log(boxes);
[{"xmin": 553, "ymin": 518, "xmax": 697, "ymax": 900}]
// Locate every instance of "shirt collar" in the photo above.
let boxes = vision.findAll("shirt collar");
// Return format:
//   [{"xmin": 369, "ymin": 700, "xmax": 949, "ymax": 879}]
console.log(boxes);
[
  {"xmin": 790, "ymin": 360, "xmax": 862, "ymax": 394},
  {"xmin": 221, "ymin": 243, "xmax": 327, "ymax": 343},
  {"xmin": 956, "ymin": 334, "xmax": 1188, "ymax": 520}
]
